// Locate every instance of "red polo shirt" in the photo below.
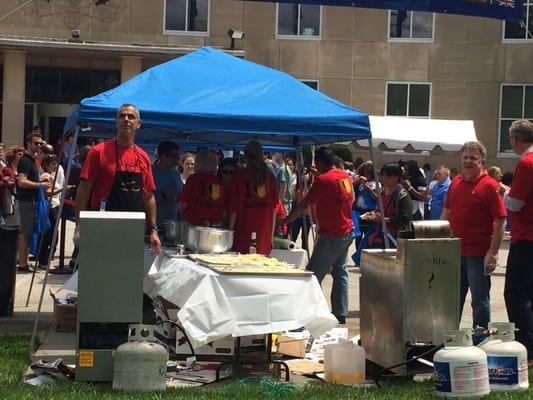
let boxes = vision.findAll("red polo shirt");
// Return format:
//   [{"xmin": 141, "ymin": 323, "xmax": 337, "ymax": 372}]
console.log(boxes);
[
  {"xmin": 444, "ymin": 171, "xmax": 507, "ymax": 256},
  {"xmin": 307, "ymin": 168, "xmax": 354, "ymax": 236},
  {"xmin": 508, "ymin": 151, "xmax": 533, "ymax": 242}
]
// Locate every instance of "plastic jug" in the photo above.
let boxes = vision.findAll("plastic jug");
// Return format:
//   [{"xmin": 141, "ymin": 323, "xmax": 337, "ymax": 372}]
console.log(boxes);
[{"xmin": 324, "ymin": 338, "xmax": 366, "ymax": 385}]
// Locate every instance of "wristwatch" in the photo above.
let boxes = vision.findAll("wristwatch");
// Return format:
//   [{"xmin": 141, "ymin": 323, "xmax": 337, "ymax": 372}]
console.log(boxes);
[{"xmin": 147, "ymin": 224, "xmax": 158, "ymax": 233}]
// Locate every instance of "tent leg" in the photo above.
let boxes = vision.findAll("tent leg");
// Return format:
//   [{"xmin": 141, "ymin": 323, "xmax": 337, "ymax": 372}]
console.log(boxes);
[
  {"xmin": 296, "ymin": 149, "xmax": 311, "ymax": 257},
  {"xmin": 367, "ymin": 138, "xmax": 390, "ymax": 250},
  {"xmin": 30, "ymin": 125, "xmax": 80, "ymax": 350}
]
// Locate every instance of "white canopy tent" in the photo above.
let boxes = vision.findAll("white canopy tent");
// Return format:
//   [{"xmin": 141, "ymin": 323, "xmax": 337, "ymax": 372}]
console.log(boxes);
[{"xmin": 350, "ymin": 116, "xmax": 478, "ymax": 151}]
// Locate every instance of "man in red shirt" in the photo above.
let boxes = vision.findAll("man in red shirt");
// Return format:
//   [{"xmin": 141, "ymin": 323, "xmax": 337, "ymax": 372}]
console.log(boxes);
[
  {"xmin": 75, "ymin": 103, "xmax": 160, "ymax": 254},
  {"xmin": 504, "ymin": 119, "xmax": 533, "ymax": 363},
  {"xmin": 283, "ymin": 147, "xmax": 354, "ymax": 324},
  {"xmin": 442, "ymin": 141, "xmax": 506, "ymax": 333}
]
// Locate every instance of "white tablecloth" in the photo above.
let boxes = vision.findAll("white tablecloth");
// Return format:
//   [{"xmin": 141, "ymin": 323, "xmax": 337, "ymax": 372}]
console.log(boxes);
[{"xmin": 144, "ymin": 254, "xmax": 337, "ymax": 348}]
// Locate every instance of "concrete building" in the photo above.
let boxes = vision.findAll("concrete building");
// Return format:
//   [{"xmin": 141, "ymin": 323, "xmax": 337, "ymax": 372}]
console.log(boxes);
[{"xmin": 0, "ymin": 0, "xmax": 531, "ymax": 171}]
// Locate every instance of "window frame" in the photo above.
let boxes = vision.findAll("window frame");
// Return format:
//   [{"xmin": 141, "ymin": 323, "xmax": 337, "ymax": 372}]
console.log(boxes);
[
  {"xmin": 275, "ymin": 3, "xmax": 323, "ymax": 40},
  {"xmin": 163, "ymin": 0, "xmax": 211, "ymax": 37},
  {"xmin": 502, "ymin": 0, "xmax": 533, "ymax": 43},
  {"xmin": 387, "ymin": 10, "xmax": 435, "ymax": 43},
  {"xmin": 301, "ymin": 79, "xmax": 320, "ymax": 91},
  {"xmin": 385, "ymin": 81, "xmax": 432, "ymax": 118},
  {"xmin": 497, "ymin": 83, "xmax": 533, "ymax": 157}
]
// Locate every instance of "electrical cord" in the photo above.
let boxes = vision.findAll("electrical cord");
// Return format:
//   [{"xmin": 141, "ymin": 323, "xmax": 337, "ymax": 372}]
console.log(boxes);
[
  {"xmin": 156, "ymin": 319, "xmax": 196, "ymax": 359},
  {"xmin": 373, "ymin": 343, "xmax": 444, "ymax": 388}
]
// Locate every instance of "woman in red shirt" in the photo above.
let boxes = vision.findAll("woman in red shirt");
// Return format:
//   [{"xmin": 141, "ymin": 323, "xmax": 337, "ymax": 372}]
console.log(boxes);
[
  {"xmin": 178, "ymin": 149, "xmax": 225, "ymax": 227},
  {"xmin": 229, "ymin": 140, "xmax": 278, "ymax": 255}
]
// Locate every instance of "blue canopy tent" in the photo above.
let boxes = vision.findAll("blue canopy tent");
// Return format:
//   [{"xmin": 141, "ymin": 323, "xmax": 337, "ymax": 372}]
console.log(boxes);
[{"xmin": 64, "ymin": 47, "xmax": 371, "ymax": 148}]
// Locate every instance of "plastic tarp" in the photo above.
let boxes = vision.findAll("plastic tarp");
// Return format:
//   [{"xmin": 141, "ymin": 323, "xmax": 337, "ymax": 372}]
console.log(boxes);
[
  {"xmin": 64, "ymin": 47, "xmax": 370, "ymax": 148},
  {"xmin": 353, "ymin": 116, "xmax": 477, "ymax": 151},
  {"xmin": 144, "ymin": 255, "xmax": 338, "ymax": 348},
  {"xmin": 247, "ymin": 0, "xmax": 523, "ymax": 21}
]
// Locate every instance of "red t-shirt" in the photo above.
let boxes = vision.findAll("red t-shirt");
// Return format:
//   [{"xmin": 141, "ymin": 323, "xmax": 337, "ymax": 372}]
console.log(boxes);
[
  {"xmin": 179, "ymin": 172, "xmax": 225, "ymax": 226},
  {"xmin": 229, "ymin": 168, "xmax": 278, "ymax": 255},
  {"xmin": 509, "ymin": 151, "xmax": 533, "ymax": 242},
  {"xmin": 80, "ymin": 140, "xmax": 156, "ymax": 210},
  {"xmin": 444, "ymin": 172, "xmax": 507, "ymax": 256},
  {"xmin": 307, "ymin": 168, "xmax": 354, "ymax": 236}
]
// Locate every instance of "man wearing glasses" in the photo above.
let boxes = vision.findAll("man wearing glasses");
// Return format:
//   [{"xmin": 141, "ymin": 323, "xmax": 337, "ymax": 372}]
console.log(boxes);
[
  {"xmin": 75, "ymin": 103, "xmax": 161, "ymax": 254},
  {"xmin": 17, "ymin": 132, "xmax": 51, "ymax": 272}
]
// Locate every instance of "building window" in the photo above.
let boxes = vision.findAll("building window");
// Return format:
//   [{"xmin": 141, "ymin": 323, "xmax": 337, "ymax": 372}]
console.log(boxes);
[
  {"xmin": 388, "ymin": 10, "xmax": 434, "ymax": 41},
  {"xmin": 499, "ymin": 84, "xmax": 533, "ymax": 152},
  {"xmin": 302, "ymin": 80, "xmax": 319, "ymax": 90},
  {"xmin": 25, "ymin": 67, "xmax": 120, "ymax": 104},
  {"xmin": 164, "ymin": 0, "xmax": 209, "ymax": 34},
  {"xmin": 503, "ymin": 0, "xmax": 533, "ymax": 41},
  {"xmin": 277, "ymin": 3, "xmax": 321, "ymax": 38},
  {"xmin": 386, "ymin": 82, "xmax": 431, "ymax": 117}
]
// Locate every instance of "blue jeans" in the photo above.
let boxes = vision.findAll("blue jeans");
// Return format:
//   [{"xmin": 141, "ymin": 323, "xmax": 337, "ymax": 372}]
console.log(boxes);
[
  {"xmin": 307, "ymin": 232, "xmax": 353, "ymax": 317},
  {"xmin": 459, "ymin": 256, "xmax": 491, "ymax": 330}
]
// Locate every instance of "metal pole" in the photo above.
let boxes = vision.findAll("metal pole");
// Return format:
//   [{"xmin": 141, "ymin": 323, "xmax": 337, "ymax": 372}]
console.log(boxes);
[
  {"xmin": 31, "ymin": 125, "xmax": 80, "ymax": 350},
  {"xmin": 367, "ymin": 137, "xmax": 390, "ymax": 249},
  {"xmin": 296, "ymin": 148, "xmax": 310, "ymax": 256}
]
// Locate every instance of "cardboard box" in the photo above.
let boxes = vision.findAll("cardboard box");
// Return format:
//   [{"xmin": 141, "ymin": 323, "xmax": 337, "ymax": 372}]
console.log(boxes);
[
  {"xmin": 276, "ymin": 336, "xmax": 307, "ymax": 358},
  {"xmin": 240, "ymin": 334, "xmax": 267, "ymax": 353},
  {"xmin": 53, "ymin": 302, "xmax": 77, "ymax": 332},
  {"xmin": 175, "ymin": 332, "xmax": 234, "ymax": 357}
]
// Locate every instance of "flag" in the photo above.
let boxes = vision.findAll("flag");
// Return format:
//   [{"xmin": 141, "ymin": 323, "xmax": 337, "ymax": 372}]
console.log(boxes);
[{"xmin": 246, "ymin": 0, "xmax": 523, "ymax": 21}]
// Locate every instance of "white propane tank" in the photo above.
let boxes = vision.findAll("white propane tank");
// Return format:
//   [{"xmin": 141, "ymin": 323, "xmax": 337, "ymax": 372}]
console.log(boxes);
[
  {"xmin": 434, "ymin": 328, "xmax": 490, "ymax": 398},
  {"xmin": 113, "ymin": 324, "xmax": 168, "ymax": 392},
  {"xmin": 324, "ymin": 338, "xmax": 366, "ymax": 385},
  {"xmin": 478, "ymin": 322, "xmax": 529, "ymax": 392}
]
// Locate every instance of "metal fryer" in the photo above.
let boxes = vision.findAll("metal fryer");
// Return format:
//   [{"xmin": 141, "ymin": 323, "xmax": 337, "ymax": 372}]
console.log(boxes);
[{"xmin": 360, "ymin": 221, "xmax": 461, "ymax": 375}]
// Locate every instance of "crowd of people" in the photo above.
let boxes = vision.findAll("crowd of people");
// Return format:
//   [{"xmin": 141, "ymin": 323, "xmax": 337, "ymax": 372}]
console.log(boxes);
[{"xmin": 1, "ymin": 104, "xmax": 531, "ymax": 366}]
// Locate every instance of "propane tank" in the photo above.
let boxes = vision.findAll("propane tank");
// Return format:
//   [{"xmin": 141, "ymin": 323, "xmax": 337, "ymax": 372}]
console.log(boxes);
[
  {"xmin": 434, "ymin": 328, "xmax": 490, "ymax": 398},
  {"xmin": 478, "ymin": 322, "xmax": 529, "ymax": 392},
  {"xmin": 113, "ymin": 324, "xmax": 168, "ymax": 392},
  {"xmin": 324, "ymin": 338, "xmax": 366, "ymax": 385}
]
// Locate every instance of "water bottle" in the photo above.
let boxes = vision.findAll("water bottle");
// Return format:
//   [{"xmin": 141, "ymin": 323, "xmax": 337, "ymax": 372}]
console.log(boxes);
[{"xmin": 99, "ymin": 199, "xmax": 106, "ymax": 212}]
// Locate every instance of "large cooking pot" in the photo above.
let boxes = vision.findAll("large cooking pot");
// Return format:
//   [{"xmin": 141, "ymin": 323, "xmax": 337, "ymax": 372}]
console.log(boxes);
[
  {"xmin": 185, "ymin": 225, "xmax": 199, "ymax": 251},
  {"xmin": 185, "ymin": 226, "xmax": 234, "ymax": 253},
  {"xmin": 196, "ymin": 227, "xmax": 234, "ymax": 253}
]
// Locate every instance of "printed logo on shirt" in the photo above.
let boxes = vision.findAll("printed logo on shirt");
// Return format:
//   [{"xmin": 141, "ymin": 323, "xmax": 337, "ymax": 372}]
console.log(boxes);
[
  {"xmin": 255, "ymin": 185, "xmax": 266, "ymax": 199},
  {"xmin": 341, "ymin": 178, "xmax": 352, "ymax": 194},
  {"xmin": 209, "ymin": 184, "xmax": 221, "ymax": 200}
]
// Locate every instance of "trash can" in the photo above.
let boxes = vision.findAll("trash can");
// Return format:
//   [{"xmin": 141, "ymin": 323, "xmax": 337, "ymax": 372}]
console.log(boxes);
[{"xmin": 0, "ymin": 225, "xmax": 19, "ymax": 316}]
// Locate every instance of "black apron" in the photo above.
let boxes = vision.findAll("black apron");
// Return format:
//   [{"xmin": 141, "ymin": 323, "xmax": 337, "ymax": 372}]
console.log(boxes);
[{"xmin": 106, "ymin": 140, "xmax": 144, "ymax": 212}]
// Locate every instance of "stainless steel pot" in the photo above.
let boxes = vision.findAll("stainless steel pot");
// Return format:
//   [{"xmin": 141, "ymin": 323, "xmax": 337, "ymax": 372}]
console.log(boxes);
[
  {"xmin": 195, "ymin": 227, "xmax": 234, "ymax": 253},
  {"xmin": 185, "ymin": 225, "xmax": 199, "ymax": 251}
]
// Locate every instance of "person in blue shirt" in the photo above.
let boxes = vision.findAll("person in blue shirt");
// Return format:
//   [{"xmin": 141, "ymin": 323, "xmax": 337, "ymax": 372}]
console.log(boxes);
[
  {"xmin": 429, "ymin": 166, "xmax": 451, "ymax": 220},
  {"xmin": 152, "ymin": 141, "xmax": 182, "ymax": 226}
]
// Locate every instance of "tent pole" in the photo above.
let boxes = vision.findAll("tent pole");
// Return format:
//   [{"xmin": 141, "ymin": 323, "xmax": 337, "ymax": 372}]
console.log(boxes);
[
  {"xmin": 367, "ymin": 137, "xmax": 390, "ymax": 249},
  {"xmin": 30, "ymin": 125, "xmax": 80, "ymax": 350},
  {"xmin": 296, "ymin": 148, "xmax": 311, "ymax": 257}
]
